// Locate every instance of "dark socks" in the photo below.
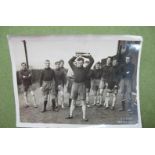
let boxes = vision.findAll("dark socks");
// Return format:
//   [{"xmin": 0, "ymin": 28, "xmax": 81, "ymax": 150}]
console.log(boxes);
[
  {"xmin": 52, "ymin": 99, "xmax": 56, "ymax": 111},
  {"xmin": 42, "ymin": 101, "xmax": 47, "ymax": 112},
  {"xmin": 119, "ymin": 101, "xmax": 125, "ymax": 111},
  {"xmin": 69, "ymin": 98, "xmax": 72, "ymax": 107}
]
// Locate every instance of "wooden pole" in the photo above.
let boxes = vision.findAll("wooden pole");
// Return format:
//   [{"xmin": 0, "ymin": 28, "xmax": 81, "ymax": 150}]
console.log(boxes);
[{"xmin": 22, "ymin": 40, "xmax": 29, "ymax": 69}]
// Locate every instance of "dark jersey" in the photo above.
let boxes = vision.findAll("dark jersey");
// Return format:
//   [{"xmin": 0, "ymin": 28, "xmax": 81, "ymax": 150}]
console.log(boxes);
[
  {"xmin": 111, "ymin": 65, "xmax": 122, "ymax": 83},
  {"xmin": 92, "ymin": 69, "xmax": 102, "ymax": 80},
  {"xmin": 102, "ymin": 65, "xmax": 113, "ymax": 82},
  {"xmin": 40, "ymin": 67, "xmax": 56, "ymax": 87},
  {"xmin": 68, "ymin": 56, "xmax": 94, "ymax": 83},
  {"xmin": 85, "ymin": 69, "xmax": 93, "ymax": 89},
  {"xmin": 122, "ymin": 62, "xmax": 134, "ymax": 79},
  {"xmin": 60, "ymin": 67, "xmax": 68, "ymax": 75},
  {"xmin": 19, "ymin": 69, "xmax": 32, "ymax": 86},
  {"xmin": 85, "ymin": 69, "xmax": 93, "ymax": 80},
  {"xmin": 103, "ymin": 65, "xmax": 121, "ymax": 90},
  {"xmin": 54, "ymin": 68, "xmax": 66, "ymax": 86}
]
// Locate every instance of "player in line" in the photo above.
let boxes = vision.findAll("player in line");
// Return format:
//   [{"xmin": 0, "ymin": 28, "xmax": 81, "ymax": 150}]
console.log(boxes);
[
  {"xmin": 119, "ymin": 56, "xmax": 135, "ymax": 112},
  {"xmin": 40, "ymin": 60, "xmax": 58, "ymax": 112},
  {"xmin": 54, "ymin": 61, "xmax": 67, "ymax": 109},
  {"xmin": 99, "ymin": 57, "xmax": 112, "ymax": 107},
  {"xmin": 91, "ymin": 62, "xmax": 102, "ymax": 106},
  {"xmin": 103, "ymin": 58, "xmax": 121, "ymax": 110},
  {"xmin": 66, "ymin": 53, "xmax": 94, "ymax": 121},
  {"xmin": 83, "ymin": 60, "xmax": 93, "ymax": 107},
  {"xmin": 19, "ymin": 62, "xmax": 37, "ymax": 108}
]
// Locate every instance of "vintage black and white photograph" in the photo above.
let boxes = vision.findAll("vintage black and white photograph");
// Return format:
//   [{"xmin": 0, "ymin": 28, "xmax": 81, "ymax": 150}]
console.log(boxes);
[{"xmin": 8, "ymin": 35, "xmax": 143, "ymax": 127}]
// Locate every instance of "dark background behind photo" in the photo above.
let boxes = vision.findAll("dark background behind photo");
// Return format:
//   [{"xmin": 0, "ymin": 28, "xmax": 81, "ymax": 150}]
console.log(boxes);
[{"xmin": 0, "ymin": 26, "xmax": 155, "ymax": 127}]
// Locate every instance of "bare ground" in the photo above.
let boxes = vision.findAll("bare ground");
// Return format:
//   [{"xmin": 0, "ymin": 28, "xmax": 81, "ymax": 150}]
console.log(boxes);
[{"xmin": 18, "ymin": 83, "xmax": 138, "ymax": 125}]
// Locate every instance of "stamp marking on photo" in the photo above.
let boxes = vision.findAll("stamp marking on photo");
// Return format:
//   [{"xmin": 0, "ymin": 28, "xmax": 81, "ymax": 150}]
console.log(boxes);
[{"xmin": 8, "ymin": 35, "xmax": 143, "ymax": 128}]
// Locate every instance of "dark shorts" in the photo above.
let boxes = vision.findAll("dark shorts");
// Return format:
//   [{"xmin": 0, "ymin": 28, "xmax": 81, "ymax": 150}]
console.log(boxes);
[
  {"xmin": 22, "ymin": 80, "xmax": 32, "ymax": 92},
  {"xmin": 92, "ymin": 79, "xmax": 100, "ymax": 91},
  {"xmin": 23, "ymin": 85, "xmax": 31, "ymax": 92},
  {"xmin": 71, "ymin": 82, "xmax": 86, "ymax": 100},
  {"xmin": 106, "ymin": 81, "xmax": 118, "ymax": 94},
  {"xmin": 67, "ymin": 78, "xmax": 74, "ymax": 94},
  {"xmin": 85, "ymin": 80, "xmax": 91, "ymax": 91}
]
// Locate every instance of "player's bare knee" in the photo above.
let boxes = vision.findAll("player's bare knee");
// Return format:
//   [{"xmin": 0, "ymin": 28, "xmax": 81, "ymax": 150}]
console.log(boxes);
[
  {"xmin": 23, "ymin": 92, "xmax": 27, "ymax": 96},
  {"xmin": 30, "ymin": 91, "xmax": 35, "ymax": 96},
  {"xmin": 112, "ymin": 93, "xmax": 116, "ymax": 97},
  {"xmin": 99, "ymin": 89, "xmax": 103, "ymax": 95},
  {"xmin": 71, "ymin": 99, "xmax": 76, "ymax": 104},
  {"xmin": 59, "ymin": 91, "xmax": 64, "ymax": 97},
  {"xmin": 106, "ymin": 92, "xmax": 110, "ymax": 97}
]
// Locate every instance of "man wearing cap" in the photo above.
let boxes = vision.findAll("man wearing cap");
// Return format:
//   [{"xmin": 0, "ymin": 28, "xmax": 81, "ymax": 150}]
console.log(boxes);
[
  {"xmin": 59, "ymin": 59, "xmax": 68, "ymax": 75},
  {"xmin": 54, "ymin": 61, "xmax": 67, "ymax": 109}
]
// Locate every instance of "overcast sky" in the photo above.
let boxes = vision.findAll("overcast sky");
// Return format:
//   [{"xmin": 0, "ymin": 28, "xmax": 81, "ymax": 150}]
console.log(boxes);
[{"xmin": 9, "ymin": 35, "xmax": 122, "ymax": 71}]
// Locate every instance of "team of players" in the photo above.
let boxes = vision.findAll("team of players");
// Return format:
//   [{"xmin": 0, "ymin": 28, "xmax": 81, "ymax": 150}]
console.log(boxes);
[{"xmin": 19, "ymin": 53, "xmax": 135, "ymax": 121}]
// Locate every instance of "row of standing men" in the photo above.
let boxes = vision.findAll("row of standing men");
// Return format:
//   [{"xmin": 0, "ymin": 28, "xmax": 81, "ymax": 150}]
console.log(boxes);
[{"xmin": 19, "ymin": 53, "xmax": 134, "ymax": 121}]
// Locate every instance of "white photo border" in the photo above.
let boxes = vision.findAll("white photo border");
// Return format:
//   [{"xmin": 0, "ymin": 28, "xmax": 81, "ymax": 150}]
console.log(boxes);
[{"xmin": 8, "ymin": 35, "xmax": 143, "ymax": 128}]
